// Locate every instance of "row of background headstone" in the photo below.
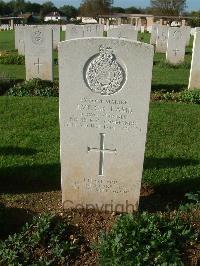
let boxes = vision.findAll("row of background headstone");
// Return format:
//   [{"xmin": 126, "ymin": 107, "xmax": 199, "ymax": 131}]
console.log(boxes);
[{"xmin": 14, "ymin": 23, "xmax": 200, "ymax": 89}]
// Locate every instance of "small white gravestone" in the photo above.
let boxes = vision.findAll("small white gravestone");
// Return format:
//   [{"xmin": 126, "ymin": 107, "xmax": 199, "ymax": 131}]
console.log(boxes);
[
  {"xmin": 25, "ymin": 26, "xmax": 53, "ymax": 81},
  {"xmin": 18, "ymin": 38, "xmax": 25, "ymax": 55},
  {"xmin": 147, "ymin": 26, "xmax": 152, "ymax": 33},
  {"xmin": 166, "ymin": 27, "xmax": 186, "ymax": 65},
  {"xmin": 62, "ymin": 25, "xmax": 67, "ymax": 31},
  {"xmin": 15, "ymin": 25, "xmax": 25, "ymax": 54},
  {"xmin": 188, "ymin": 32, "xmax": 200, "ymax": 90},
  {"xmin": 141, "ymin": 26, "xmax": 145, "ymax": 33},
  {"xmin": 83, "ymin": 24, "xmax": 104, "ymax": 37},
  {"xmin": 156, "ymin": 25, "xmax": 169, "ymax": 53},
  {"xmin": 15, "ymin": 26, "xmax": 20, "ymax": 49},
  {"xmin": 65, "ymin": 25, "xmax": 84, "ymax": 40},
  {"xmin": 190, "ymin": 28, "xmax": 196, "ymax": 36},
  {"xmin": 59, "ymin": 38, "xmax": 154, "ymax": 213},
  {"xmin": 106, "ymin": 20, "xmax": 110, "ymax": 31},
  {"xmin": 150, "ymin": 24, "xmax": 158, "ymax": 45},
  {"xmin": 50, "ymin": 25, "xmax": 60, "ymax": 49},
  {"xmin": 107, "ymin": 27, "xmax": 138, "ymax": 41},
  {"xmin": 181, "ymin": 26, "xmax": 191, "ymax": 46}
]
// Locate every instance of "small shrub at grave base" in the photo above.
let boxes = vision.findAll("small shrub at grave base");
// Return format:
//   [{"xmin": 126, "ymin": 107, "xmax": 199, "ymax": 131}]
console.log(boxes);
[
  {"xmin": 151, "ymin": 90, "xmax": 200, "ymax": 104},
  {"xmin": 0, "ymin": 54, "xmax": 25, "ymax": 65},
  {"xmin": 179, "ymin": 90, "xmax": 200, "ymax": 104},
  {"xmin": 8, "ymin": 79, "xmax": 59, "ymax": 97},
  {"xmin": 96, "ymin": 212, "xmax": 198, "ymax": 266},
  {"xmin": 179, "ymin": 191, "xmax": 200, "ymax": 214},
  {"xmin": 0, "ymin": 213, "xmax": 79, "ymax": 265}
]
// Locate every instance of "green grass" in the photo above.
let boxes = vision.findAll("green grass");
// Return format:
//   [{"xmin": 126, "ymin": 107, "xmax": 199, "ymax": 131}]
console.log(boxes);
[
  {"xmin": 0, "ymin": 31, "xmax": 15, "ymax": 51},
  {"xmin": 0, "ymin": 97, "xmax": 199, "ymax": 197},
  {"xmin": 144, "ymin": 102, "xmax": 200, "ymax": 194},
  {"xmin": 0, "ymin": 97, "xmax": 60, "ymax": 193}
]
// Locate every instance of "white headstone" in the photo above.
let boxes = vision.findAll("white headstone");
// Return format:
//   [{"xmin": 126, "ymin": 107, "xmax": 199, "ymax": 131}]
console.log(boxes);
[
  {"xmin": 141, "ymin": 26, "xmax": 145, "ymax": 33},
  {"xmin": 15, "ymin": 25, "xmax": 24, "ymax": 50},
  {"xmin": 51, "ymin": 25, "xmax": 60, "ymax": 49},
  {"xmin": 65, "ymin": 25, "xmax": 84, "ymax": 40},
  {"xmin": 18, "ymin": 39, "xmax": 25, "ymax": 55},
  {"xmin": 150, "ymin": 24, "xmax": 158, "ymax": 45},
  {"xmin": 59, "ymin": 38, "xmax": 154, "ymax": 213},
  {"xmin": 106, "ymin": 20, "xmax": 110, "ymax": 31},
  {"xmin": 190, "ymin": 28, "xmax": 196, "ymax": 36},
  {"xmin": 83, "ymin": 24, "xmax": 104, "ymax": 37},
  {"xmin": 156, "ymin": 25, "xmax": 169, "ymax": 53},
  {"xmin": 147, "ymin": 26, "xmax": 152, "ymax": 33},
  {"xmin": 181, "ymin": 26, "xmax": 191, "ymax": 46},
  {"xmin": 62, "ymin": 25, "xmax": 67, "ymax": 31},
  {"xmin": 189, "ymin": 32, "xmax": 200, "ymax": 90},
  {"xmin": 107, "ymin": 27, "xmax": 138, "ymax": 41},
  {"xmin": 25, "ymin": 26, "xmax": 53, "ymax": 81},
  {"xmin": 166, "ymin": 27, "xmax": 186, "ymax": 65}
]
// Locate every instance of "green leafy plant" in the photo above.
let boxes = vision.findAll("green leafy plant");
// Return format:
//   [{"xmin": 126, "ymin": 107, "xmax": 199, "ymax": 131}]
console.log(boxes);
[
  {"xmin": 179, "ymin": 191, "xmax": 200, "ymax": 213},
  {"xmin": 0, "ymin": 54, "xmax": 25, "ymax": 65},
  {"xmin": 152, "ymin": 90, "xmax": 200, "ymax": 104},
  {"xmin": 185, "ymin": 191, "xmax": 200, "ymax": 203},
  {"xmin": 97, "ymin": 212, "xmax": 198, "ymax": 265},
  {"xmin": 8, "ymin": 79, "xmax": 59, "ymax": 97},
  {"xmin": 179, "ymin": 90, "xmax": 200, "ymax": 104},
  {"xmin": 0, "ymin": 213, "xmax": 79, "ymax": 265}
]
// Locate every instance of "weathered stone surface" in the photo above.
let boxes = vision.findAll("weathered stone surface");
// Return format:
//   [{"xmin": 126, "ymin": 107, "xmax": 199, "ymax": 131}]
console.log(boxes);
[
  {"xmin": 83, "ymin": 24, "xmax": 104, "ymax": 37},
  {"xmin": 181, "ymin": 26, "xmax": 191, "ymax": 46},
  {"xmin": 189, "ymin": 32, "xmax": 200, "ymax": 89},
  {"xmin": 166, "ymin": 27, "xmax": 186, "ymax": 65},
  {"xmin": 65, "ymin": 25, "xmax": 84, "ymax": 40},
  {"xmin": 18, "ymin": 38, "xmax": 25, "ymax": 55},
  {"xmin": 65, "ymin": 24, "xmax": 104, "ymax": 40},
  {"xmin": 25, "ymin": 26, "xmax": 53, "ymax": 81},
  {"xmin": 141, "ymin": 26, "xmax": 145, "ymax": 33},
  {"xmin": 15, "ymin": 25, "xmax": 25, "ymax": 54},
  {"xmin": 156, "ymin": 25, "xmax": 169, "ymax": 53},
  {"xmin": 150, "ymin": 24, "xmax": 158, "ymax": 45},
  {"xmin": 59, "ymin": 38, "xmax": 154, "ymax": 213},
  {"xmin": 107, "ymin": 27, "xmax": 138, "ymax": 41},
  {"xmin": 50, "ymin": 25, "xmax": 60, "ymax": 49}
]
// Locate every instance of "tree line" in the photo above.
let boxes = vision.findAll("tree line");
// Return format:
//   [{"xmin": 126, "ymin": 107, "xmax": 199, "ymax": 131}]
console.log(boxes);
[
  {"xmin": 0, "ymin": 0, "xmax": 78, "ymax": 19},
  {"xmin": 0, "ymin": 0, "xmax": 199, "ymax": 20}
]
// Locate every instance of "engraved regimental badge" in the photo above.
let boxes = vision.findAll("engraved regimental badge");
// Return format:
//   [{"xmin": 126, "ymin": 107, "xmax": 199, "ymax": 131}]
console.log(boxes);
[
  {"xmin": 31, "ymin": 29, "xmax": 44, "ymax": 45},
  {"xmin": 85, "ymin": 45, "xmax": 126, "ymax": 96}
]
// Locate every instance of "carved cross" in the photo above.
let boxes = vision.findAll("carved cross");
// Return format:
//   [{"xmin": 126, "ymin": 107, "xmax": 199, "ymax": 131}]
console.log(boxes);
[
  {"xmin": 34, "ymin": 58, "xmax": 43, "ymax": 74},
  {"xmin": 173, "ymin": 48, "xmax": 180, "ymax": 56},
  {"xmin": 88, "ymin": 133, "xmax": 117, "ymax": 176}
]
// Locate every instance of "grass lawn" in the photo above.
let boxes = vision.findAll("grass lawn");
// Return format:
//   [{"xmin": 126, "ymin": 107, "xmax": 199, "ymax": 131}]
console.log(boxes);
[
  {"xmin": 0, "ymin": 97, "xmax": 199, "ymax": 199},
  {"xmin": 0, "ymin": 30, "xmax": 15, "ymax": 51}
]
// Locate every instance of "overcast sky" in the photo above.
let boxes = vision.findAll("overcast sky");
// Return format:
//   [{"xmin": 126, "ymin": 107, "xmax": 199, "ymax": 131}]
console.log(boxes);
[{"xmin": 4, "ymin": 0, "xmax": 200, "ymax": 11}]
